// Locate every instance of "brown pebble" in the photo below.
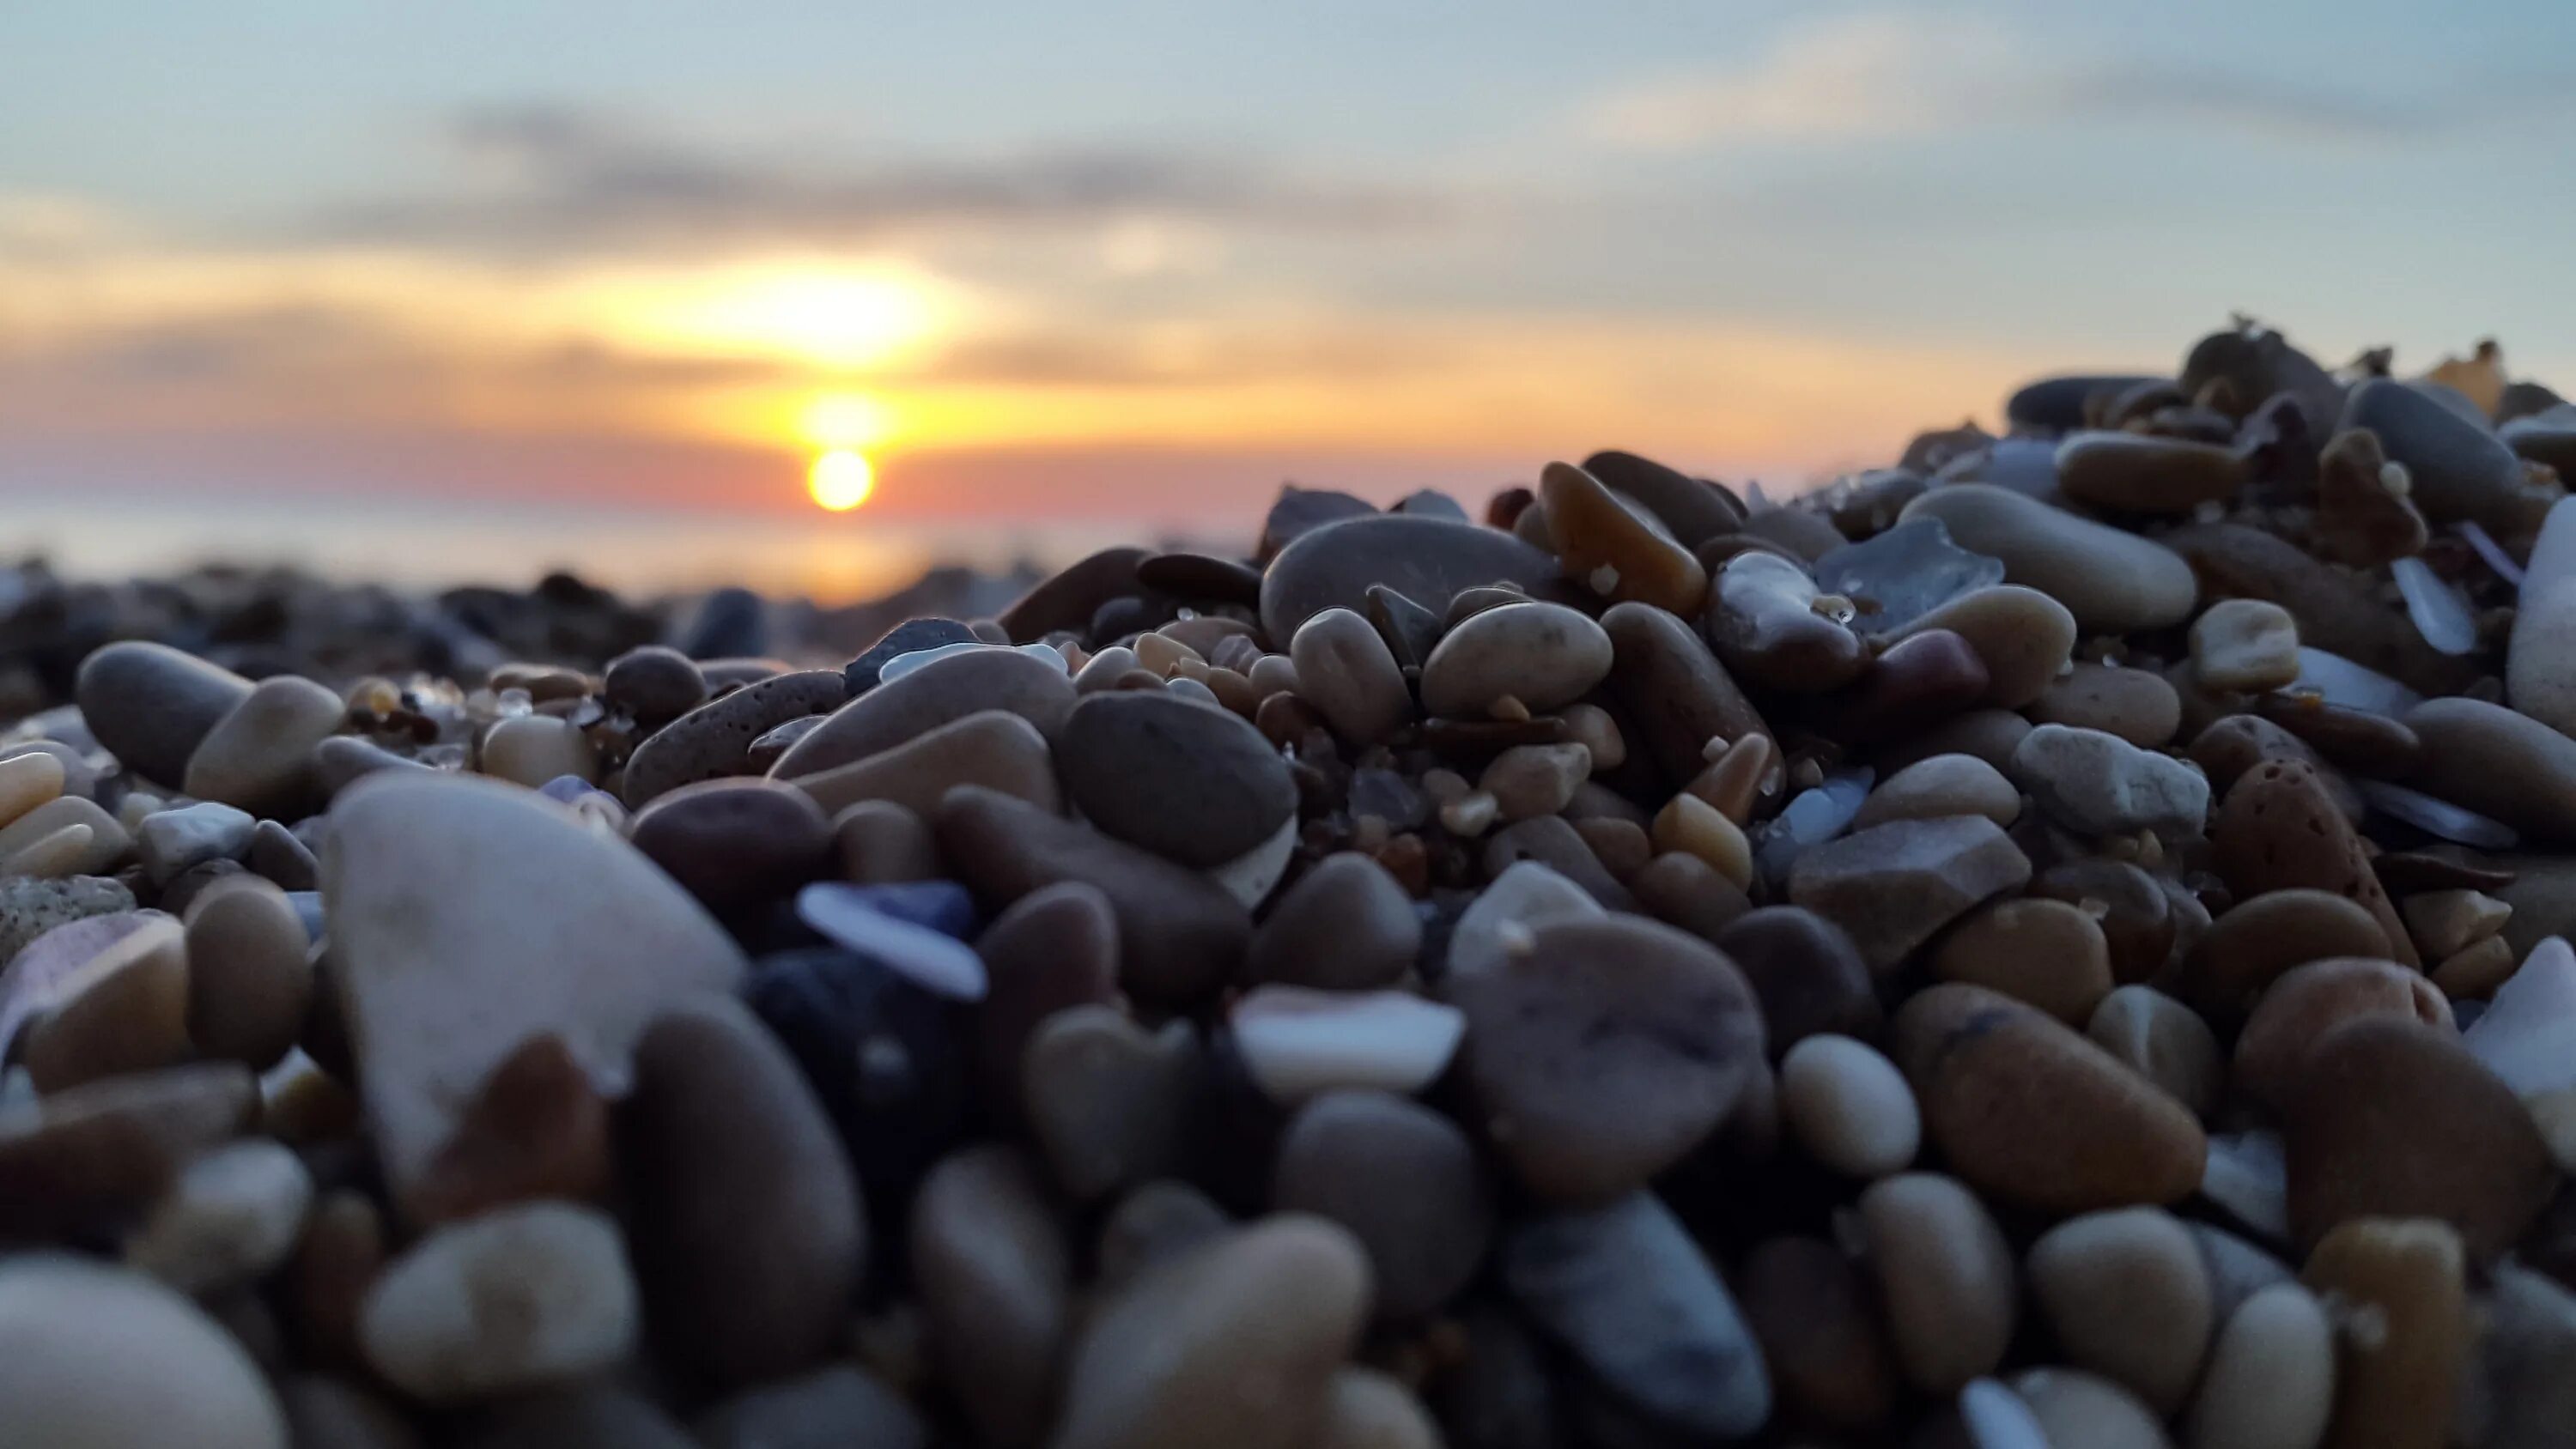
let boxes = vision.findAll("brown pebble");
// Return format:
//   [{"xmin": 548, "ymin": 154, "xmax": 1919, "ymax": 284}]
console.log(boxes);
[
  {"xmin": 2212, "ymin": 761, "xmax": 2417, "ymax": 967},
  {"xmin": 2282, "ymin": 1016, "xmax": 2555, "ymax": 1262},
  {"xmin": 2233, "ymin": 956, "xmax": 2452, "ymax": 1113},
  {"xmin": 1788, "ymin": 816, "xmax": 2032, "ymax": 974},
  {"xmin": 1247, "ymin": 853, "xmax": 1422, "ymax": 990},
  {"xmin": 2177, "ymin": 888, "xmax": 2395, "ymax": 1025},
  {"xmin": 1627, "ymin": 850, "xmax": 1753, "ymax": 943},
  {"xmin": 2430, "ymin": 933, "xmax": 2517, "ymax": 998},
  {"xmin": 1929, "ymin": 897, "xmax": 2115, "ymax": 1025},
  {"xmin": 20, "ymin": 915, "xmax": 191, "ymax": 1094},
  {"xmin": 181, "ymin": 876, "xmax": 313, "ymax": 1070},
  {"xmin": 1713, "ymin": 905, "xmax": 1882, "ymax": 1056},
  {"xmin": 1892, "ymin": 984, "xmax": 2207, "ymax": 1214},
  {"xmin": 2028, "ymin": 858, "xmax": 2176, "ymax": 985},
  {"xmin": 287, "ymin": 1191, "xmax": 388, "ymax": 1372},
  {"xmin": 2027, "ymin": 663, "xmax": 2184, "ymax": 748},
  {"xmin": 630, "ymin": 779, "xmax": 833, "ymax": 913},
  {"xmin": 1739, "ymin": 1236, "xmax": 1899, "ymax": 1434},
  {"xmin": 833, "ymin": 799, "xmax": 941, "ymax": 883},
  {"xmin": 404, "ymin": 1034, "xmax": 611, "ymax": 1226},
  {"xmin": 1858, "ymin": 1172, "xmax": 2018, "ymax": 1394}
]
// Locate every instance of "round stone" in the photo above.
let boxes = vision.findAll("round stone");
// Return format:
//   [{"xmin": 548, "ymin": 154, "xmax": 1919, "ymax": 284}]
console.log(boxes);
[
  {"xmin": 2026, "ymin": 663, "xmax": 2184, "ymax": 748},
  {"xmin": 1247, "ymin": 853, "xmax": 1421, "ymax": 990},
  {"xmin": 1929, "ymin": 896, "xmax": 2115, "ymax": 1025},
  {"xmin": 2026, "ymin": 1207, "xmax": 2214, "ymax": 1413},
  {"xmin": 479, "ymin": 714, "xmax": 598, "ymax": 789},
  {"xmin": 1058, "ymin": 690, "xmax": 1297, "ymax": 867},
  {"xmin": 1851, "ymin": 754, "xmax": 2020, "ymax": 831},
  {"xmin": 1273, "ymin": 1089, "xmax": 1492, "ymax": 1319},
  {"xmin": 1858, "ymin": 1173, "xmax": 2017, "ymax": 1394},
  {"xmin": 603, "ymin": 645, "xmax": 706, "ymax": 721},
  {"xmin": 74, "ymin": 640, "xmax": 255, "ymax": 787},
  {"xmin": 2232, "ymin": 955, "xmax": 2451, "ymax": 1113},
  {"xmin": 910, "ymin": 1145, "xmax": 1072, "ymax": 1447},
  {"xmin": 1419, "ymin": 603, "xmax": 1614, "ymax": 720},
  {"xmin": 1777, "ymin": 1034, "xmax": 1919, "ymax": 1179},
  {"xmin": 2184, "ymin": 1282, "xmax": 2335, "ymax": 1449},
  {"xmin": 183, "ymin": 674, "xmax": 344, "ymax": 817},
  {"xmin": 184, "ymin": 877, "xmax": 314, "ymax": 1070},
  {"xmin": 628, "ymin": 779, "xmax": 833, "ymax": 913},
  {"xmin": 1712, "ymin": 906, "xmax": 1881, "ymax": 1055},
  {"xmin": 124, "ymin": 1138, "xmax": 314, "ymax": 1296},
  {"xmin": 1260, "ymin": 513, "xmax": 1561, "ymax": 645},
  {"xmin": 1288, "ymin": 608, "xmax": 1413, "ymax": 744},
  {"xmin": 358, "ymin": 1202, "xmax": 639, "ymax": 1403}
]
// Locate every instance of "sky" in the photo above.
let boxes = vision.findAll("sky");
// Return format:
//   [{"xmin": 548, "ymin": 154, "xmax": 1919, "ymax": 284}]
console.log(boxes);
[{"xmin": 3, "ymin": 1, "xmax": 2572, "ymax": 593}]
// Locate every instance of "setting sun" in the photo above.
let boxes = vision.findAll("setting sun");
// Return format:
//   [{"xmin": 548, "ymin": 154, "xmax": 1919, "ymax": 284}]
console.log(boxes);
[{"xmin": 807, "ymin": 449, "xmax": 875, "ymax": 511}]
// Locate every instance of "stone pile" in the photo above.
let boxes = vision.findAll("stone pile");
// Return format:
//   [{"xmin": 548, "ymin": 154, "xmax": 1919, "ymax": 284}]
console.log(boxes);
[{"xmin": 6, "ymin": 320, "xmax": 2576, "ymax": 1446}]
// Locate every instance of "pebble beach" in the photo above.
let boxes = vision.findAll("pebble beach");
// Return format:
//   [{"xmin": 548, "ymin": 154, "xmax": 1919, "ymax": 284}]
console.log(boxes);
[{"xmin": 7, "ymin": 319, "xmax": 2576, "ymax": 1447}]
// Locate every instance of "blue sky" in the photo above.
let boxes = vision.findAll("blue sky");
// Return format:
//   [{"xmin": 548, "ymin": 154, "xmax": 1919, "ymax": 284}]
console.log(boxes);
[{"xmin": 2, "ymin": 0, "xmax": 2569, "ymax": 542}]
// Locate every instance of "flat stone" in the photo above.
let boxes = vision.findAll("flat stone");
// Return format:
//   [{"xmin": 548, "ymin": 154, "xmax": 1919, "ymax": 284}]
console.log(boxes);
[
  {"xmin": 625, "ymin": 997, "xmax": 865, "ymax": 1387},
  {"xmin": 358, "ymin": 1202, "xmax": 638, "ymax": 1403},
  {"xmin": 0, "ymin": 1254, "xmax": 286, "ymax": 1449},
  {"xmin": 1260, "ymin": 488, "xmax": 1378, "ymax": 561},
  {"xmin": 2403, "ymin": 695, "xmax": 2576, "ymax": 842},
  {"xmin": 1502, "ymin": 1191, "xmax": 1771, "ymax": 1440},
  {"xmin": 2055, "ymin": 429, "xmax": 2248, "ymax": 513},
  {"xmin": 1902, "ymin": 483, "xmax": 2196, "ymax": 633},
  {"xmin": 1445, "ymin": 914, "xmax": 1765, "ymax": 1202},
  {"xmin": 323, "ymin": 771, "xmax": 746, "ymax": 1203},
  {"xmin": 1273, "ymin": 1089, "xmax": 1492, "ymax": 1319},
  {"xmin": 785, "ymin": 707, "xmax": 1061, "ymax": 825},
  {"xmin": 1054, "ymin": 1216, "xmax": 1370, "ymax": 1449},
  {"xmin": 770, "ymin": 649, "xmax": 1072, "ymax": 785},
  {"xmin": 74, "ymin": 640, "xmax": 255, "ymax": 787},
  {"xmin": 1260, "ymin": 514, "xmax": 1561, "ymax": 646},
  {"xmin": 621, "ymin": 668, "xmax": 848, "ymax": 806},
  {"xmin": 2028, "ymin": 663, "xmax": 2183, "ymax": 748},
  {"xmin": 1787, "ymin": 816, "xmax": 2030, "ymax": 973},
  {"xmin": 1892, "ymin": 984, "xmax": 2208, "ymax": 1213},
  {"xmin": 2010, "ymin": 723, "xmax": 2209, "ymax": 836},
  {"xmin": 1231, "ymin": 986, "xmax": 1464, "ymax": 1102},
  {"xmin": 1853, "ymin": 754, "xmax": 2020, "ymax": 832},
  {"xmin": 1058, "ymin": 690, "xmax": 1295, "ymax": 866},
  {"xmin": 937, "ymin": 786, "xmax": 1249, "ymax": 1004}
]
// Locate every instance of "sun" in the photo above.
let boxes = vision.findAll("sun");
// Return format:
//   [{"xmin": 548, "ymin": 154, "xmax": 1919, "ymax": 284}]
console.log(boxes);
[{"xmin": 807, "ymin": 450, "xmax": 875, "ymax": 512}]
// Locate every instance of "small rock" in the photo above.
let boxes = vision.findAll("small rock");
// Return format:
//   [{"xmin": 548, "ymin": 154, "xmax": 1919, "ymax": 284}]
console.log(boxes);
[
  {"xmin": 405, "ymin": 1034, "xmax": 611, "ymax": 1225},
  {"xmin": 2184, "ymin": 1282, "xmax": 2335, "ymax": 1449},
  {"xmin": 2029, "ymin": 663, "xmax": 2185, "ymax": 748},
  {"xmin": 358, "ymin": 1202, "xmax": 639, "ymax": 1403},
  {"xmin": 1600, "ymin": 600, "xmax": 1773, "ymax": 780},
  {"xmin": 2401, "ymin": 888, "xmax": 2510, "ymax": 960},
  {"xmin": 2192, "ymin": 599, "xmax": 2303, "ymax": 694},
  {"xmin": 2028, "ymin": 1207, "xmax": 2215, "ymax": 1413},
  {"xmin": 15, "ymin": 911, "xmax": 191, "ymax": 1092},
  {"xmin": 1712, "ymin": 905, "xmax": 1882, "ymax": 1055},
  {"xmin": 695, "ymin": 1366, "xmax": 928, "ymax": 1449},
  {"xmin": 1289, "ymin": 608, "xmax": 1414, "ymax": 744},
  {"xmin": 624, "ymin": 668, "xmax": 849, "ymax": 805},
  {"xmin": 2234, "ymin": 956, "xmax": 2454, "ymax": 1113},
  {"xmin": 0, "ymin": 1063, "xmax": 257, "ymax": 1236},
  {"xmin": 2008, "ymin": 1368, "xmax": 2172, "ymax": 1449},
  {"xmin": 1054, "ymin": 1216, "xmax": 1370, "ymax": 1449},
  {"xmin": 1738, "ymin": 1235, "xmax": 1900, "ymax": 1434},
  {"xmin": 603, "ymin": 644, "xmax": 706, "ymax": 721},
  {"xmin": 1541, "ymin": 461, "xmax": 1710, "ymax": 615},
  {"xmin": 478, "ymin": 714, "xmax": 598, "ymax": 788},
  {"xmin": 973, "ymin": 882, "xmax": 1121, "ymax": 1114},
  {"xmin": 1059, "ymin": 690, "xmax": 1297, "ymax": 866},
  {"xmin": 2300, "ymin": 1218, "xmax": 2467, "ymax": 1449},
  {"xmin": 1024, "ymin": 1005, "xmax": 1201, "ymax": 1200},
  {"xmin": 1504, "ymin": 1191, "xmax": 1771, "ymax": 1440},
  {"xmin": 74, "ymin": 640, "xmax": 255, "ymax": 787},
  {"xmin": 184, "ymin": 876, "xmax": 314, "ymax": 1070},
  {"xmin": 125, "ymin": 1138, "xmax": 314, "ymax": 1295},
  {"xmin": 1859, "ymin": 1172, "xmax": 2018, "ymax": 1393},
  {"xmin": 2404, "ymin": 695, "xmax": 2576, "ymax": 842},
  {"xmin": 1704, "ymin": 550, "xmax": 1868, "ymax": 693},
  {"xmin": 2010, "ymin": 724, "xmax": 2209, "ymax": 836},
  {"xmin": 1420, "ymin": 602, "xmax": 1614, "ymax": 720},
  {"xmin": 1000, "ymin": 545, "xmax": 1151, "ymax": 639},
  {"xmin": 2213, "ymin": 761, "xmax": 2416, "ymax": 966},
  {"xmin": 2177, "ymin": 888, "xmax": 2394, "ymax": 1025},
  {"xmin": 1787, "ymin": 815, "xmax": 2031, "ymax": 973},
  {"xmin": 629, "ymin": 778, "xmax": 832, "ymax": 913},
  {"xmin": 248, "ymin": 818, "xmax": 318, "ymax": 890},
  {"xmin": 1258, "ymin": 513, "xmax": 1558, "ymax": 645},
  {"xmin": 2057, "ymin": 429, "xmax": 2249, "ymax": 513},
  {"xmin": 1902, "ymin": 483, "xmax": 2197, "ymax": 633},
  {"xmin": 910, "ymin": 1144, "xmax": 1071, "ymax": 1447},
  {"xmin": 2087, "ymin": 985, "xmax": 2224, "ymax": 1117},
  {"xmin": 1777, "ymin": 1034, "xmax": 1919, "ymax": 1178},
  {"xmin": 1893, "ymin": 585, "xmax": 2078, "ymax": 709},
  {"xmin": 136, "ymin": 801, "xmax": 256, "ymax": 886},
  {"xmin": 1853, "ymin": 754, "xmax": 2020, "ymax": 831},
  {"xmin": 1931, "ymin": 897, "xmax": 2116, "ymax": 1025},
  {"xmin": 1273, "ymin": 1089, "xmax": 1493, "ymax": 1320},
  {"xmin": 787, "ymin": 707, "xmax": 1062, "ymax": 821},
  {"xmin": 1247, "ymin": 853, "xmax": 1420, "ymax": 990},
  {"xmin": 184, "ymin": 673, "xmax": 343, "ymax": 816}
]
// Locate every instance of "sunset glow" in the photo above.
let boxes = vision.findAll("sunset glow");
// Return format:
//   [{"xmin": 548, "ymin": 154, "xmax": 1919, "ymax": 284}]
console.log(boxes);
[{"xmin": 806, "ymin": 449, "xmax": 875, "ymax": 511}]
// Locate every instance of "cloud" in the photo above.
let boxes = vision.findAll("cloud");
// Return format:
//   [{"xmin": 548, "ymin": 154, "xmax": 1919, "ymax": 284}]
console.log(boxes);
[
  {"xmin": 1585, "ymin": 9, "xmax": 2561, "ymax": 149},
  {"xmin": 312, "ymin": 104, "xmax": 1457, "ymax": 256}
]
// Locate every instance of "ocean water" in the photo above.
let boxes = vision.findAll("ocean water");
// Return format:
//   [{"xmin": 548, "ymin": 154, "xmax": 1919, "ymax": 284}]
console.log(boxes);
[{"xmin": 1, "ymin": 488, "xmax": 1194, "ymax": 605}]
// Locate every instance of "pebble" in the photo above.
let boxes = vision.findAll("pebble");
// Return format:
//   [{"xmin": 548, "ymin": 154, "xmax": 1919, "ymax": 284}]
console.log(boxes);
[
  {"xmin": 1289, "ymin": 608, "xmax": 1413, "ymax": 743},
  {"xmin": 1258, "ymin": 513, "xmax": 1560, "ymax": 645},
  {"xmin": 796, "ymin": 881, "xmax": 986, "ymax": 998},
  {"xmin": 2057, "ymin": 429, "xmax": 2249, "ymax": 512},
  {"xmin": 1650, "ymin": 791, "xmax": 1753, "ymax": 888},
  {"xmin": 1931, "ymin": 896, "xmax": 2116, "ymax": 1024},
  {"xmin": 2178, "ymin": 888, "xmax": 2392, "ymax": 1024},
  {"xmin": 1704, "ymin": 550, "xmax": 1868, "ymax": 692},
  {"xmin": 1858, "ymin": 1173, "xmax": 2018, "ymax": 1394},
  {"xmin": 2010, "ymin": 723, "xmax": 2210, "ymax": 836},
  {"xmin": 1877, "ymin": 709, "xmax": 2033, "ymax": 775},
  {"xmin": 694, "ymin": 1366, "xmax": 928, "ymax": 1449},
  {"xmin": 1902, "ymin": 483, "xmax": 2198, "ymax": 633},
  {"xmin": 1314, "ymin": 1368, "xmax": 1443, "ymax": 1449},
  {"xmin": 2464, "ymin": 1262, "xmax": 2576, "ymax": 1449},
  {"xmin": 1712, "ymin": 904, "xmax": 1882, "ymax": 1054},
  {"xmin": 1445, "ymin": 914, "xmax": 1764, "ymax": 1201},
  {"xmin": 1601, "ymin": 599, "xmax": 1773, "ymax": 779},
  {"xmin": 2281, "ymin": 1016, "xmax": 2557, "ymax": 1261},
  {"xmin": 602, "ymin": 643, "xmax": 706, "ymax": 720},
  {"xmin": 1231, "ymin": 986, "xmax": 1464, "ymax": 1101},
  {"xmin": 1818, "ymin": 627, "xmax": 1991, "ymax": 743},
  {"xmin": 74, "ymin": 639, "xmax": 255, "ymax": 786},
  {"xmin": 1853, "ymin": 753, "xmax": 2020, "ymax": 830},
  {"xmin": 937, "ymin": 785, "xmax": 1249, "ymax": 1003},
  {"xmin": 629, "ymin": 778, "xmax": 832, "ymax": 912},
  {"xmin": 2167, "ymin": 524, "xmax": 2478, "ymax": 698},
  {"xmin": 323, "ymin": 770, "xmax": 745, "ymax": 1199},
  {"xmin": 621, "ymin": 667, "xmax": 849, "ymax": 804},
  {"xmin": 357, "ymin": 1202, "xmax": 639, "ymax": 1403},
  {"xmin": 2344, "ymin": 375, "xmax": 2557, "ymax": 537},
  {"xmin": 18, "ymin": 911, "xmax": 191, "ymax": 1092},
  {"xmin": 910, "ymin": 1144, "xmax": 1071, "ymax": 1446},
  {"xmin": 1740, "ymin": 505, "xmax": 1847, "ymax": 561},
  {"xmin": 744, "ymin": 948, "xmax": 966, "ymax": 1216},
  {"xmin": 477, "ymin": 713, "xmax": 598, "ymax": 788},
  {"xmin": 0, "ymin": 1063, "xmax": 257, "ymax": 1236},
  {"xmin": 1273, "ymin": 1089, "xmax": 1493, "ymax": 1319},
  {"xmin": 1787, "ymin": 815, "xmax": 2031, "ymax": 973},
  {"xmin": 832, "ymin": 797, "xmax": 940, "ymax": 882},
  {"xmin": 2026, "ymin": 663, "xmax": 2183, "ymax": 748},
  {"xmin": 183, "ymin": 673, "xmax": 344, "ymax": 815},
  {"xmin": 2029, "ymin": 857, "xmax": 2178, "ymax": 985},
  {"xmin": 0, "ymin": 1253, "xmax": 287, "ymax": 1449},
  {"xmin": 0, "ymin": 746, "xmax": 65, "ymax": 830},
  {"xmin": 2403, "ymin": 694, "xmax": 2576, "ymax": 841},
  {"xmin": 1893, "ymin": 585, "xmax": 2079, "ymax": 709},
  {"xmin": 1777, "ymin": 1034, "xmax": 1918, "ymax": 1177},
  {"xmin": 1419, "ymin": 601, "xmax": 1613, "ymax": 720},
  {"xmin": 0, "ymin": 907, "xmax": 158, "ymax": 1061},
  {"xmin": 249, "ymin": 817, "xmax": 318, "ymax": 889},
  {"xmin": 1737, "ymin": 1236, "xmax": 1899, "ymax": 1434},
  {"xmin": 405, "ymin": 1034, "xmax": 611, "ymax": 1225},
  {"xmin": 1247, "ymin": 852, "xmax": 1420, "ymax": 989},
  {"xmin": 1060, "ymin": 690, "xmax": 1297, "ymax": 865},
  {"xmin": 1000, "ymin": 545, "xmax": 1151, "ymax": 640},
  {"xmin": 1478, "ymin": 741, "xmax": 1588, "ymax": 821},
  {"xmin": 1503, "ymin": 1191, "xmax": 1771, "ymax": 1440},
  {"xmin": 1541, "ymin": 460, "xmax": 1710, "ymax": 615},
  {"xmin": 973, "ymin": 882, "xmax": 1121, "ymax": 1113},
  {"xmin": 2233, "ymin": 956, "xmax": 2455, "ymax": 1112},
  {"xmin": 2028, "ymin": 1207, "xmax": 2214, "ymax": 1412},
  {"xmin": 125, "ymin": 1137, "xmax": 314, "ymax": 1295},
  {"xmin": 2088, "ymin": 985, "xmax": 2225, "ymax": 1116},
  {"xmin": 278, "ymin": 1377, "xmax": 422, "ymax": 1449},
  {"xmin": 136, "ymin": 800, "xmax": 256, "ymax": 885},
  {"xmin": 1445, "ymin": 858, "xmax": 1602, "ymax": 975},
  {"xmin": 184, "ymin": 876, "xmax": 315, "ymax": 1069},
  {"xmin": 2400, "ymin": 887, "xmax": 2509, "ymax": 960},
  {"xmin": 1053, "ymin": 1216, "xmax": 1370, "ymax": 1449},
  {"xmin": 1097, "ymin": 1179, "xmax": 1230, "ymax": 1289},
  {"xmin": 787, "ymin": 706, "xmax": 1061, "ymax": 823},
  {"xmin": 2300, "ymin": 1218, "xmax": 2466, "ymax": 1449},
  {"xmin": 2184, "ymin": 1282, "xmax": 2336, "ymax": 1449},
  {"xmin": 1023, "ymin": 1006, "xmax": 1201, "ymax": 1199},
  {"xmin": 2213, "ymin": 761, "xmax": 2417, "ymax": 967},
  {"xmin": 1583, "ymin": 448, "xmax": 1744, "ymax": 545},
  {"xmin": 1893, "ymin": 984, "xmax": 2208, "ymax": 1212}
]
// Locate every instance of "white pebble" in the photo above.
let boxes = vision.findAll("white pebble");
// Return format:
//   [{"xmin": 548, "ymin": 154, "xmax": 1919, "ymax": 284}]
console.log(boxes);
[
  {"xmin": 359, "ymin": 1202, "xmax": 639, "ymax": 1404},
  {"xmin": 1231, "ymin": 985, "xmax": 1465, "ymax": 1103},
  {"xmin": 1778, "ymin": 1034, "xmax": 1920, "ymax": 1179}
]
